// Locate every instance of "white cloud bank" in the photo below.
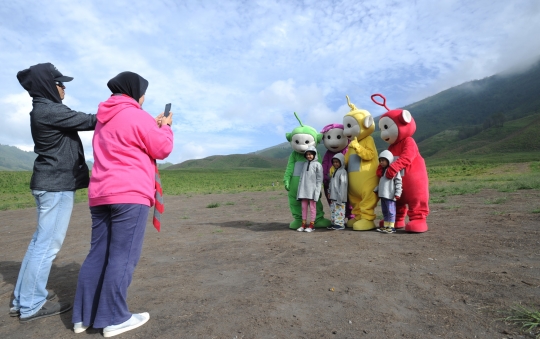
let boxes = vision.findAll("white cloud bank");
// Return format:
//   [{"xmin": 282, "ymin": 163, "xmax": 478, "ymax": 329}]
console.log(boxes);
[{"xmin": 1, "ymin": 0, "xmax": 539, "ymax": 163}]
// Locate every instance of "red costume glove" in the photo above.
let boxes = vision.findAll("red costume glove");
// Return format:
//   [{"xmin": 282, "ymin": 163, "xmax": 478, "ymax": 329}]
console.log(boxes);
[
  {"xmin": 376, "ymin": 164, "xmax": 384, "ymax": 178},
  {"xmin": 385, "ymin": 164, "xmax": 398, "ymax": 179}
]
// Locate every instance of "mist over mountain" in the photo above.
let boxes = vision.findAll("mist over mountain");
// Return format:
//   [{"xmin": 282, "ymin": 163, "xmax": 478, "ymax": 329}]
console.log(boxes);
[{"xmin": 3, "ymin": 60, "xmax": 540, "ymax": 170}]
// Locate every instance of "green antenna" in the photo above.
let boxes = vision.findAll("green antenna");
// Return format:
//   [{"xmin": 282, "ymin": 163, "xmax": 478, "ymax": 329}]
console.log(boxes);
[{"xmin": 294, "ymin": 112, "xmax": 303, "ymax": 126}]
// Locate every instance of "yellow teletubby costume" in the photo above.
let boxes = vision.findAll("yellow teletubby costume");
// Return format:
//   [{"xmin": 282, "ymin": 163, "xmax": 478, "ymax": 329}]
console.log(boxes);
[{"xmin": 342, "ymin": 96, "xmax": 379, "ymax": 230}]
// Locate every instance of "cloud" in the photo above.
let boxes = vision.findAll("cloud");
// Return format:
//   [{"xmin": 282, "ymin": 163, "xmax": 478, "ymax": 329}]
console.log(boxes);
[{"xmin": 1, "ymin": 0, "xmax": 540, "ymax": 163}]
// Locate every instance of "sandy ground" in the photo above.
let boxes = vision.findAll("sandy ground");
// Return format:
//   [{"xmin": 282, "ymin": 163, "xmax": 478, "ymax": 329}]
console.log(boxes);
[{"xmin": 0, "ymin": 189, "xmax": 539, "ymax": 339}]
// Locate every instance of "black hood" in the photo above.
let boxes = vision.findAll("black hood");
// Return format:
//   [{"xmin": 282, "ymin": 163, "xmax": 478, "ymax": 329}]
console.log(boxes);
[{"xmin": 17, "ymin": 63, "xmax": 64, "ymax": 103}]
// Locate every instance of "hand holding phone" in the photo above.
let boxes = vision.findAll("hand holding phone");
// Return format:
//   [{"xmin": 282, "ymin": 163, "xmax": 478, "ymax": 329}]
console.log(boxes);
[{"xmin": 164, "ymin": 103, "xmax": 171, "ymax": 117}]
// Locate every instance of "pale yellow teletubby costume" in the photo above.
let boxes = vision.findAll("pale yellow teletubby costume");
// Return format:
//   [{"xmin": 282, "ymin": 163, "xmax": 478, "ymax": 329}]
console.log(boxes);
[{"xmin": 342, "ymin": 96, "xmax": 379, "ymax": 230}]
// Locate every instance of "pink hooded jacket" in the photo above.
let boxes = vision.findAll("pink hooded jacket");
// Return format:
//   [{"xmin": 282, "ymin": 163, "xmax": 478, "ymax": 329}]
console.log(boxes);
[{"xmin": 88, "ymin": 95, "xmax": 173, "ymax": 207}]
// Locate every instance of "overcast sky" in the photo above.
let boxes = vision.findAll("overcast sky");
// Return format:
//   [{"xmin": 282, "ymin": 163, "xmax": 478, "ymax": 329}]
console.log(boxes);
[{"xmin": 1, "ymin": 0, "xmax": 539, "ymax": 164}]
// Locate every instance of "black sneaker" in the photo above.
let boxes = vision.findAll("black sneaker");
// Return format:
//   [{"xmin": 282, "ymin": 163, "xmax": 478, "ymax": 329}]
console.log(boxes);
[
  {"xmin": 10, "ymin": 290, "xmax": 57, "ymax": 317},
  {"xmin": 19, "ymin": 301, "xmax": 72, "ymax": 323},
  {"xmin": 331, "ymin": 225, "xmax": 345, "ymax": 230}
]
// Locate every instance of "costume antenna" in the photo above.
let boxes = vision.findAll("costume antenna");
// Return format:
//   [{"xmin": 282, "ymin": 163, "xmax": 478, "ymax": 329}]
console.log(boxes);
[
  {"xmin": 345, "ymin": 95, "xmax": 358, "ymax": 111},
  {"xmin": 293, "ymin": 112, "xmax": 304, "ymax": 127},
  {"xmin": 371, "ymin": 93, "xmax": 390, "ymax": 111}
]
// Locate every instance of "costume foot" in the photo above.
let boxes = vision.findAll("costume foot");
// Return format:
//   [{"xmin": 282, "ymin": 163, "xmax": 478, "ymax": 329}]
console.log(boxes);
[
  {"xmin": 314, "ymin": 217, "xmax": 331, "ymax": 228},
  {"xmin": 289, "ymin": 219, "xmax": 303, "ymax": 230},
  {"xmin": 352, "ymin": 219, "xmax": 375, "ymax": 231},
  {"xmin": 405, "ymin": 219, "xmax": 428, "ymax": 233},
  {"xmin": 346, "ymin": 219, "xmax": 356, "ymax": 228}
]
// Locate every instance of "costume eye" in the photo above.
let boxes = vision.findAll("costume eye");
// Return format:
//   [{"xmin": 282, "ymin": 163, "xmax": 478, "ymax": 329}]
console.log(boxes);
[
  {"xmin": 384, "ymin": 125, "xmax": 388, "ymax": 129},
  {"xmin": 347, "ymin": 124, "xmax": 351, "ymax": 128},
  {"xmin": 337, "ymin": 135, "xmax": 341, "ymax": 139},
  {"xmin": 327, "ymin": 135, "xmax": 331, "ymax": 139},
  {"xmin": 305, "ymin": 140, "xmax": 309, "ymax": 144},
  {"xmin": 295, "ymin": 140, "xmax": 299, "ymax": 144}
]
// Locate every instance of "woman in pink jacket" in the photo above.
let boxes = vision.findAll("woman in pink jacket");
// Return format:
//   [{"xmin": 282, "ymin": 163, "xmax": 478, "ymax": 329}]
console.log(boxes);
[{"xmin": 72, "ymin": 72, "xmax": 173, "ymax": 337}]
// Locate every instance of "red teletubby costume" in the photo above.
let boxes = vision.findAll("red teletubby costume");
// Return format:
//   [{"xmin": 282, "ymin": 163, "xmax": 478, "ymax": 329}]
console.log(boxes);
[{"xmin": 371, "ymin": 94, "xmax": 429, "ymax": 233}]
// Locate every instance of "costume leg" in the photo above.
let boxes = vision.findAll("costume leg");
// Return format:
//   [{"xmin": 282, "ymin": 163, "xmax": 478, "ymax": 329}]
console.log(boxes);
[
  {"xmin": 288, "ymin": 176, "xmax": 303, "ymax": 229},
  {"xmin": 352, "ymin": 189, "xmax": 377, "ymax": 231}
]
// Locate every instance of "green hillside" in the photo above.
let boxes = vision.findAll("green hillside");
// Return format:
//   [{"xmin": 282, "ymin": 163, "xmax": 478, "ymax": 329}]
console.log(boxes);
[
  {"xmin": 406, "ymin": 60, "xmax": 540, "ymax": 142},
  {"xmin": 420, "ymin": 113, "xmax": 540, "ymax": 165},
  {"xmin": 166, "ymin": 154, "xmax": 288, "ymax": 170},
  {"xmin": 0, "ymin": 145, "xmax": 35, "ymax": 171}
]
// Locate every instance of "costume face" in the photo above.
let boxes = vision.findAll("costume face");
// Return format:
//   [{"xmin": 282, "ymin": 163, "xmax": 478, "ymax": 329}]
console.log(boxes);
[
  {"xmin": 343, "ymin": 116, "xmax": 361, "ymax": 140},
  {"xmin": 379, "ymin": 116, "xmax": 399, "ymax": 144},
  {"xmin": 323, "ymin": 128, "xmax": 348, "ymax": 152},
  {"xmin": 290, "ymin": 133, "xmax": 316, "ymax": 154},
  {"xmin": 332, "ymin": 158, "xmax": 341, "ymax": 169}
]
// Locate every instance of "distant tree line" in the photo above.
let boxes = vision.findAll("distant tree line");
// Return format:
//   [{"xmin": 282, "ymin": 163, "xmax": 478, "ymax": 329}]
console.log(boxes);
[{"xmin": 457, "ymin": 112, "xmax": 505, "ymax": 140}]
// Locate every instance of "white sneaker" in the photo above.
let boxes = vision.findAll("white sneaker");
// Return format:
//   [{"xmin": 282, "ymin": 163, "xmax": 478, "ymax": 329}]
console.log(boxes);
[
  {"xmin": 103, "ymin": 313, "xmax": 150, "ymax": 337},
  {"xmin": 297, "ymin": 227, "xmax": 305, "ymax": 232},
  {"xmin": 305, "ymin": 227, "xmax": 314, "ymax": 232},
  {"xmin": 73, "ymin": 322, "xmax": 89, "ymax": 334}
]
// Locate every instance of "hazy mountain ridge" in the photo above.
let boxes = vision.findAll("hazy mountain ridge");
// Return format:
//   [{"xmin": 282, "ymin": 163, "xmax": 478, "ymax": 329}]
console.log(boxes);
[{"xmin": 3, "ymin": 60, "xmax": 540, "ymax": 170}]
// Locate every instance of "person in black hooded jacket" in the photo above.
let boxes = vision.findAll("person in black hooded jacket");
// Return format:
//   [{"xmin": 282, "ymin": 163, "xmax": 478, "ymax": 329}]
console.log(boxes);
[{"xmin": 11, "ymin": 63, "xmax": 96, "ymax": 323}]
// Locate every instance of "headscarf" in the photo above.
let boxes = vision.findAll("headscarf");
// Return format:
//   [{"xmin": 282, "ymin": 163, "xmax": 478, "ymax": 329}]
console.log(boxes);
[{"xmin": 107, "ymin": 71, "xmax": 149, "ymax": 101}]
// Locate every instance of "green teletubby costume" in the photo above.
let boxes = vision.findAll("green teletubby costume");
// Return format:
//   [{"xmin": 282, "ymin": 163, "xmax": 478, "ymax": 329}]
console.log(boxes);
[{"xmin": 283, "ymin": 112, "xmax": 332, "ymax": 229}]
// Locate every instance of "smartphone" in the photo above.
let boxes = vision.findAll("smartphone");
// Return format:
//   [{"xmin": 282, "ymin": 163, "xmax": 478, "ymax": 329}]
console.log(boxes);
[{"xmin": 164, "ymin": 103, "xmax": 172, "ymax": 117}]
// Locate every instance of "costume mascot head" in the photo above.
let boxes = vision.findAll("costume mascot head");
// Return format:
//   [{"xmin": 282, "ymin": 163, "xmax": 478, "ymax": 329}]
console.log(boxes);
[
  {"xmin": 371, "ymin": 93, "xmax": 429, "ymax": 232},
  {"xmin": 283, "ymin": 112, "xmax": 331, "ymax": 229},
  {"xmin": 320, "ymin": 123, "xmax": 353, "ymax": 218},
  {"xmin": 342, "ymin": 95, "xmax": 379, "ymax": 230}
]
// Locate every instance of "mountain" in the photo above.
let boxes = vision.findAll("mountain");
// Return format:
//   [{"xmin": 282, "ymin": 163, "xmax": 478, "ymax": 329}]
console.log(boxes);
[
  {"xmin": 3, "ymin": 60, "xmax": 539, "ymax": 171},
  {"xmin": 165, "ymin": 154, "xmax": 288, "ymax": 170},
  {"xmin": 405, "ymin": 60, "xmax": 540, "ymax": 143},
  {"xmin": 0, "ymin": 145, "xmax": 35, "ymax": 171},
  {"xmin": 419, "ymin": 112, "xmax": 540, "ymax": 164}
]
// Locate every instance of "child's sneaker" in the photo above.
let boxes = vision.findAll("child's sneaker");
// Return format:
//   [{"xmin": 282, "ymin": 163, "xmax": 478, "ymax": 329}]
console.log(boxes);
[
  {"xmin": 383, "ymin": 227, "xmax": 396, "ymax": 234},
  {"xmin": 376, "ymin": 226, "xmax": 385, "ymax": 232},
  {"xmin": 297, "ymin": 227, "xmax": 305, "ymax": 232},
  {"xmin": 327, "ymin": 225, "xmax": 335, "ymax": 230},
  {"xmin": 305, "ymin": 227, "xmax": 315, "ymax": 233},
  {"xmin": 331, "ymin": 225, "xmax": 345, "ymax": 230}
]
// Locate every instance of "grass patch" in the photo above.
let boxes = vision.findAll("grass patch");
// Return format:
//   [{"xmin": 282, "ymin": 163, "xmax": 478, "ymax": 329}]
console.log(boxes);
[
  {"xmin": 430, "ymin": 197, "xmax": 446, "ymax": 204},
  {"xmin": 532, "ymin": 209, "xmax": 540, "ymax": 214},
  {"xmin": 206, "ymin": 202, "xmax": 220, "ymax": 208},
  {"xmin": 502, "ymin": 305, "xmax": 540, "ymax": 339},
  {"xmin": 484, "ymin": 196, "xmax": 508, "ymax": 204},
  {"xmin": 225, "ymin": 201, "xmax": 235, "ymax": 206}
]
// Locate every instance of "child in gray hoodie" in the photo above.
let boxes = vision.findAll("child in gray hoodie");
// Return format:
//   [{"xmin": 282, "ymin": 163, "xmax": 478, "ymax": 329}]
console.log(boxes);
[
  {"xmin": 297, "ymin": 146, "xmax": 323, "ymax": 232},
  {"xmin": 327, "ymin": 153, "xmax": 348, "ymax": 230},
  {"xmin": 374, "ymin": 150, "xmax": 403, "ymax": 233}
]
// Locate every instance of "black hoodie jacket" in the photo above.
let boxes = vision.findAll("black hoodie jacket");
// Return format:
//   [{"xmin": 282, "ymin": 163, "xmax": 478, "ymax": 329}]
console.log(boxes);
[{"xmin": 17, "ymin": 63, "xmax": 97, "ymax": 191}]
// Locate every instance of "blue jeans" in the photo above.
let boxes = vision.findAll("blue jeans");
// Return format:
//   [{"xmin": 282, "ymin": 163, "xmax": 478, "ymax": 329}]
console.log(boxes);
[
  {"xmin": 72, "ymin": 204, "xmax": 149, "ymax": 328},
  {"xmin": 12, "ymin": 190, "xmax": 74, "ymax": 318},
  {"xmin": 381, "ymin": 198, "xmax": 396, "ymax": 223}
]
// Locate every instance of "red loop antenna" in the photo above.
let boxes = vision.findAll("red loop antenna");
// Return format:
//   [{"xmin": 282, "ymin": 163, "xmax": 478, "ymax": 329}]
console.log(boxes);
[{"xmin": 371, "ymin": 93, "xmax": 390, "ymax": 111}]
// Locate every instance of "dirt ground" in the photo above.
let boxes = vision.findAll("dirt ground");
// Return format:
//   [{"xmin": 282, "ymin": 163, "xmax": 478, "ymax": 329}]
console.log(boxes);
[{"xmin": 0, "ymin": 189, "xmax": 539, "ymax": 339}]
